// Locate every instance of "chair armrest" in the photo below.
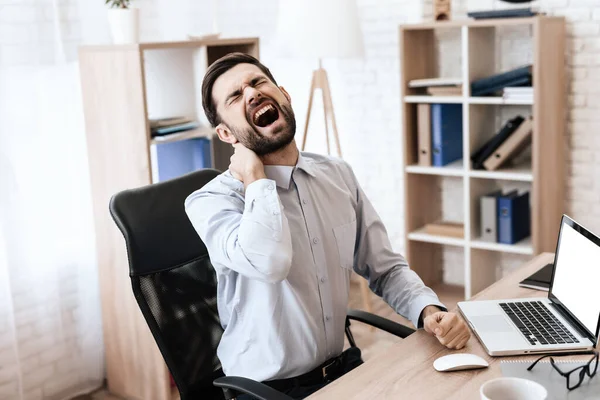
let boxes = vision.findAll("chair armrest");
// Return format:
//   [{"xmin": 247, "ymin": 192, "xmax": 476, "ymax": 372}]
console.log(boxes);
[
  {"xmin": 347, "ymin": 309, "xmax": 415, "ymax": 339},
  {"xmin": 213, "ymin": 376, "xmax": 294, "ymax": 400}
]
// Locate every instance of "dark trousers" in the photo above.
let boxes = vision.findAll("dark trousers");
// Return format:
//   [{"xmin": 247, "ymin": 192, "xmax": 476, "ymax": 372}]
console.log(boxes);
[{"xmin": 236, "ymin": 347, "xmax": 363, "ymax": 400}]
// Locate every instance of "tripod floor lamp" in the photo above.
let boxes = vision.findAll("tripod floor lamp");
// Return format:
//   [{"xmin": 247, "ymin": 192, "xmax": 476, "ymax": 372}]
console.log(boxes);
[
  {"xmin": 301, "ymin": 59, "xmax": 341, "ymax": 155},
  {"xmin": 277, "ymin": 0, "xmax": 372, "ymax": 312},
  {"xmin": 277, "ymin": 0, "xmax": 364, "ymax": 157}
]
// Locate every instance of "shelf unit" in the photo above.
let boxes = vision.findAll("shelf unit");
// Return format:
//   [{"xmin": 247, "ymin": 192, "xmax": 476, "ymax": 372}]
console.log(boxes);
[
  {"xmin": 79, "ymin": 38, "xmax": 259, "ymax": 400},
  {"xmin": 399, "ymin": 17, "xmax": 565, "ymax": 299}
]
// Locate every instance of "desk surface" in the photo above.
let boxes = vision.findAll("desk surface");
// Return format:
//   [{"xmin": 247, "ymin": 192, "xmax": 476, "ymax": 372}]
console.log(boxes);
[{"xmin": 308, "ymin": 253, "xmax": 598, "ymax": 400}]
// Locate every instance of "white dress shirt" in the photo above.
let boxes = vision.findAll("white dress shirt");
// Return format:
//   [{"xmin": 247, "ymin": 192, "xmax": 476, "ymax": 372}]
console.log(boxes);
[{"xmin": 184, "ymin": 152, "xmax": 445, "ymax": 382}]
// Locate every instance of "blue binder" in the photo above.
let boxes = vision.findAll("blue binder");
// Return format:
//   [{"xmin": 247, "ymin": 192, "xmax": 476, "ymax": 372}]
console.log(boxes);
[
  {"xmin": 156, "ymin": 138, "xmax": 212, "ymax": 182},
  {"xmin": 497, "ymin": 191, "xmax": 530, "ymax": 244},
  {"xmin": 431, "ymin": 104, "xmax": 463, "ymax": 167}
]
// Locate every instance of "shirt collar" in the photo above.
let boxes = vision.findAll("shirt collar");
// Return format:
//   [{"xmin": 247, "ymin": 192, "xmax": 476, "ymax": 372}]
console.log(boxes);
[
  {"xmin": 263, "ymin": 153, "xmax": 316, "ymax": 190},
  {"xmin": 296, "ymin": 153, "xmax": 316, "ymax": 178}
]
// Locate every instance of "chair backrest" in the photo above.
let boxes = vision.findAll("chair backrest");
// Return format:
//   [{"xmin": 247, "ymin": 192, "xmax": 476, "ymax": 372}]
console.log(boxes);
[{"xmin": 109, "ymin": 169, "xmax": 224, "ymax": 400}]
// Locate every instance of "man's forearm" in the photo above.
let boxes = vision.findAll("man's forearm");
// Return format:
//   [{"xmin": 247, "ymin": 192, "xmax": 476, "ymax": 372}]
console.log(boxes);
[
  {"xmin": 235, "ymin": 179, "xmax": 292, "ymax": 282},
  {"xmin": 186, "ymin": 178, "xmax": 292, "ymax": 282}
]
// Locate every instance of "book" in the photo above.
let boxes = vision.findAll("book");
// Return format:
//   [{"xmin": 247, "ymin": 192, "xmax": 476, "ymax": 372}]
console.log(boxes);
[
  {"xmin": 518, "ymin": 263, "xmax": 554, "ymax": 291},
  {"xmin": 408, "ymin": 77, "xmax": 462, "ymax": 88},
  {"xmin": 151, "ymin": 121, "xmax": 200, "ymax": 137},
  {"xmin": 471, "ymin": 116, "xmax": 525, "ymax": 170},
  {"xmin": 503, "ymin": 87, "xmax": 533, "ymax": 95},
  {"xmin": 483, "ymin": 116, "xmax": 533, "ymax": 171},
  {"xmin": 149, "ymin": 116, "xmax": 194, "ymax": 129},
  {"xmin": 503, "ymin": 87, "xmax": 534, "ymax": 101},
  {"xmin": 417, "ymin": 104, "xmax": 432, "ymax": 166},
  {"xmin": 431, "ymin": 104, "xmax": 463, "ymax": 167},
  {"xmin": 471, "ymin": 66, "xmax": 532, "ymax": 96},
  {"xmin": 427, "ymin": 86, "xmax": 462, "ymax": 96},
  {"xmin": 498, "ymin": 191, "xmax": 530, "ymax": 245},
  {"xmin": 424, "ymin": 221, "xmax": 464, "ymax": 238},
  {"xmin": 480, "ymin": 190, "xmax": 502, "ymax": 242},
  {"xmin": 501, "ymin": 359, "xmax": 600, "ymax": 400},
  {"xmin": 468, "ymin": 8, "xmax": 538, "ymax": 20}
]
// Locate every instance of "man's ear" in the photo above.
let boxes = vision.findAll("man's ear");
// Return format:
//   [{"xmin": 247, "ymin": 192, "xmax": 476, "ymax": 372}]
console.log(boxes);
[
  {"xmin": 280, "ymin": 86, "xmax": 291, "ymax": 103},
  {"xmin": 215, "ymin": 123, "xmax": 238, "ymax": 144}
]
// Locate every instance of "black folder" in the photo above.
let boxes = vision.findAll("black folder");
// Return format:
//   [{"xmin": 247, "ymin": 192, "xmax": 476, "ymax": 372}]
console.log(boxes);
[
  {"xmin": 518, "ymin": 263, "xmax": 554, "ymax": 291},
  {"xmin": 471, "ymin": 116, "xmax": 525, "ymax": 170}
]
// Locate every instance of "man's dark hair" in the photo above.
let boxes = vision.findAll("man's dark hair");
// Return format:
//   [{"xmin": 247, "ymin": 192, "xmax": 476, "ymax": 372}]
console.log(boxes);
[{"xmin": 201, "ymin": 52, "xmax": 278, "ymax": 127}]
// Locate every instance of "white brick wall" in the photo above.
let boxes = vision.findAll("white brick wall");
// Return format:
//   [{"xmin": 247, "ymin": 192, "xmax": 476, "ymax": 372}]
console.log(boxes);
[{"xmin": 0, "ymin": 0, "xmax": 599, "ymax": 397}]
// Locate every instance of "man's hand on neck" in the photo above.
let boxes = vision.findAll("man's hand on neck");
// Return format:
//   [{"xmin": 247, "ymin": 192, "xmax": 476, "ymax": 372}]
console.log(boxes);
[
  {"xmin": 229, "ymin": 143, "xmax": 267, "ymax": 189},
  {"xmin": 229, "ymin": 140, "xmax": 300, "ymax": 189}
]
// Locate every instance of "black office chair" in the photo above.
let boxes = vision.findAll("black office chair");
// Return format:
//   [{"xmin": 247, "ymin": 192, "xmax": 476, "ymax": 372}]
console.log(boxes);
[{"xmin": 109, "ymin": 168, "xmax": 415, "ymax": 400}]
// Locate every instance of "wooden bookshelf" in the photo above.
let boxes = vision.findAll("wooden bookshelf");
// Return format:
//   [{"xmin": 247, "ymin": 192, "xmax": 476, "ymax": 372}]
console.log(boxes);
[
  {"xmin": 79, "ymin": 38, "xmax": 259, "ymax": 400},
  {"xmin": 399, "ymin": 17, "xmax": 565, "ymax": 299}
]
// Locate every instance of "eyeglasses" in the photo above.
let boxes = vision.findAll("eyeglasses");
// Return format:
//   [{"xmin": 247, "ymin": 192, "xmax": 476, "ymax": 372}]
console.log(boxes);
[{"xmin": 527, "ymin": 351, "xmax": 598, "ymax": 391}]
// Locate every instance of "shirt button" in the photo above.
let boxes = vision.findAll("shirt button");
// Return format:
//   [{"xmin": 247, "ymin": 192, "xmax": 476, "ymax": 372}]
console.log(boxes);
[
  {"xmin": 325, "ymin": 316, "xmax": 331, "ymax": 321},
  {"xmin": 302, "ymin": 199, "xmax": 308, "ymax": 205},
  {"xmin": 267, "ymin": 184, "xmax": 274, "ymax": 190},
  {"xmin": 312, "ymin": 237, "xmax": 319, "ymax": 245},
  {"xmin": 320, "ymin": 277, "xmax": 326, "ymax": 283},
  {"xmin": 272, "ymin": 210, "xmax": 279, "ymax": 215}
]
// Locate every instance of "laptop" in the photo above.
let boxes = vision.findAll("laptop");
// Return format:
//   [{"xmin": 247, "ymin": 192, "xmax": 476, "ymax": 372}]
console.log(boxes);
[{"xmin": 458, "ymin": 215, "xmax": 600, "ymax": 356}]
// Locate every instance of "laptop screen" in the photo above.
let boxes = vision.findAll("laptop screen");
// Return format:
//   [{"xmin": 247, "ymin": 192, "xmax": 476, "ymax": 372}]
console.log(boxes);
[{"xmin": 550, "ymin": 218, "xmax": 600, "ymax": 338}]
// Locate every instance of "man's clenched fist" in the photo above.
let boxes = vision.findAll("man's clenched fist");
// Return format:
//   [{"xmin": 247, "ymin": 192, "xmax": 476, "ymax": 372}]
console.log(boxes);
[{"xmin": 423, "ymin": 308, "xmax": 471, "ymax": 350}]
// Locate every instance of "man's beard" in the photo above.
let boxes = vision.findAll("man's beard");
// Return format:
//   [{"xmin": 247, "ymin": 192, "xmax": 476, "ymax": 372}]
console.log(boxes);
[{"xmin": 227, "ymin": 102, "xmax": 296, "ymax": 156}]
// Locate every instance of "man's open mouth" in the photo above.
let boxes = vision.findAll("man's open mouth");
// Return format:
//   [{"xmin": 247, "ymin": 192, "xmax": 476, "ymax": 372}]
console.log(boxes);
[{"xmin": 252, "ymin": 103, "xmax": 280, "ymax": 128}]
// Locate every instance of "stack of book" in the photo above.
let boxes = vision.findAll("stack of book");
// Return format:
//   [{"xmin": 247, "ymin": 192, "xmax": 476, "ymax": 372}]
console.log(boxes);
[
  {"xmin": 471, "ymin": 65, "xmax": 532, "ymax": 96},
  {"xmin": 467, "ymin": 8, "xmax": 538, "ymax": 20},
  {"xmin": 470, "ymin": 115, "xmax": 533, "ymax": 171},
  {"xmin": 480, "ymin": 190, "xmax": 530, "ymax": 245},
  {"xmin": 503, "ymin": 86, "xmax": 533, "ymax": 103},
  {"xmin": 417, "ymin": 103, "xmax": 463, "ymax": 167},
  {"xmin": 149, "ymin": 116, "xmax": 200, "ymax": 137},
  {"xmin": 408, "ymin": 77, "xmax": 462, "ymax": 96}
]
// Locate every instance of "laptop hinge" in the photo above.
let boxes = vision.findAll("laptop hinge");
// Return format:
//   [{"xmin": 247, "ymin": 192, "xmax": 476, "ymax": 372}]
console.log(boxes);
[{"xmin": 549, "ymin": 302, "xmax": 594, "ymax": 343}]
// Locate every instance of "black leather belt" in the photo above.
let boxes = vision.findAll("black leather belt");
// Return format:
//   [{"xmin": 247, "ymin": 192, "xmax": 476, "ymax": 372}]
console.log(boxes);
[{"xmin": 263, "ymin": 353, "xmax": 346, "ymax": 393}]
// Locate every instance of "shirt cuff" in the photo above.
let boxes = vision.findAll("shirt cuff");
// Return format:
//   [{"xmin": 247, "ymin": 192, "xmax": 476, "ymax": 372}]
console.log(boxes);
[
  {"xmin": 244, "ymin": 178, "xmax": 277, "ymax": 201},
  {"xmin": 410, "ymin": 296, "xmax": 447, "ymax": 329}
]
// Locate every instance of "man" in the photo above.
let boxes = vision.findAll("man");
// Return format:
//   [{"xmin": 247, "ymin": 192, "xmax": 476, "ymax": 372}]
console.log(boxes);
[{"xmin": 185, "ymin": 53, "xmax": 471, "ymax": 399}]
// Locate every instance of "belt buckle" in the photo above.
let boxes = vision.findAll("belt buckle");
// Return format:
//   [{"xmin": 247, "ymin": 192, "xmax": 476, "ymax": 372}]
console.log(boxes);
[{"xmin": 321, "ymin": 359, "xmax": 337, "ymax": 380}]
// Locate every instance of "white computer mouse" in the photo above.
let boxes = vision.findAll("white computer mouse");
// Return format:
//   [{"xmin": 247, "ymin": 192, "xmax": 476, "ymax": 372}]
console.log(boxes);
[{"xmin": 433, "ymin": 353, "xmax": 489, "ymax": 372}]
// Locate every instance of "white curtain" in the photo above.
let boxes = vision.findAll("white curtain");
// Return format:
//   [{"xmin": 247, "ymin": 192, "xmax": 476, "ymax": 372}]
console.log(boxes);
[
  {"xmin": 0, "ymin": 1, "xmax": 217, "ymax": 398},
  {"xmin": 0, "ymin": 1, "xmax": 108, "ymax": 399}
]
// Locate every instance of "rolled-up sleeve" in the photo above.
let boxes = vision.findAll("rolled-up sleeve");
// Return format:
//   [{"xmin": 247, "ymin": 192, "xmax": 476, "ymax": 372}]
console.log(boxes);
[
  {"xmin": 345, "ymin": 166, "xmax": 447, "ymax": 327},
  {"xmin": 185, "ymin": 178, "xmax": 293, "ymax": 283}
]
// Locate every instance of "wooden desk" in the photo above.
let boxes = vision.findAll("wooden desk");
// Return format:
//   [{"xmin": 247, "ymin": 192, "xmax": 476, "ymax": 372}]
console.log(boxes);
[{"xmin": 308, "ymin": 253, "xmax": 598, "ymax": 400}]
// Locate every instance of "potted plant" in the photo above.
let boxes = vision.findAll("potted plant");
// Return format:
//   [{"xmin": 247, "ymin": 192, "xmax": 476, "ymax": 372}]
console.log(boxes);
[{"xmin": 105, "ymin": 0, "xmax": 139, "ymax": 44}]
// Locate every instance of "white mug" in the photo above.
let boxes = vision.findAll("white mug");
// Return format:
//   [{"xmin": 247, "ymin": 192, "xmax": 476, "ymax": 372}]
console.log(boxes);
[{"xmin": 480, "ymin": 377, "xmax": 548, "ymax": 400}]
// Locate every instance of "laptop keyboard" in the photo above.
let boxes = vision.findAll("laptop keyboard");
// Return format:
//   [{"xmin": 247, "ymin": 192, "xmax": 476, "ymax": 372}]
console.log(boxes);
[{"xmin": 499, "ymin": 301, "xmax": 580, "ymax": 346}]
